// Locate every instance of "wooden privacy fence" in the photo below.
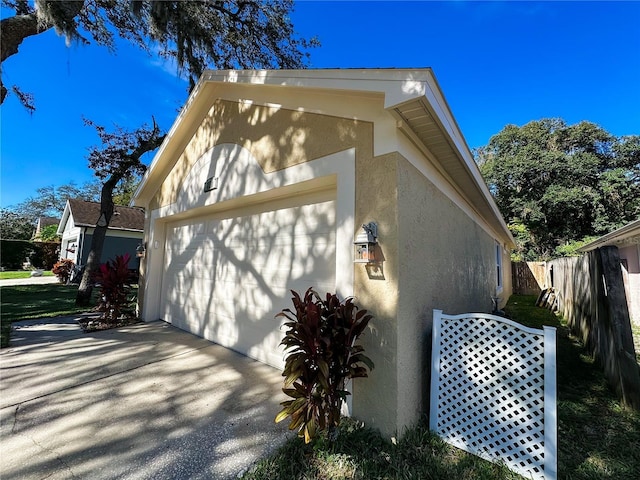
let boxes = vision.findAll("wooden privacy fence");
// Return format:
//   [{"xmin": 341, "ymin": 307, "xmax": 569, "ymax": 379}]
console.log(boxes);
[
  {"xmin": 548, "ymin": 246, "xmax": 640, "ymax": 409},
  {"xmin": 512, "ymin": 261, "xmax": 547, "ymax": 295},
  {"xmin": 430, "ymin": 310, "xmax": 557, "ymax": 480}
]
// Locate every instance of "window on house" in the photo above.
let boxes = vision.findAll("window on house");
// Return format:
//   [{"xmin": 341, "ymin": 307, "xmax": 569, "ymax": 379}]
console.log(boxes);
[{"xmin": 496, "ymin": 242, "xmax": 503, "ymax": 293}]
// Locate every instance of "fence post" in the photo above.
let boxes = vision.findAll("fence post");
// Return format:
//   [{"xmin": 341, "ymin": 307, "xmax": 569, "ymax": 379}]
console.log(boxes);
[
  {"xmin": 599, "ymin": 246, "xmax": 640, "ymax": 409},
  {"xmin": 544, "ymin": 326, "xmax": 557, "ymax": 480},
  {"xmin": 429, "ymin": 310, "xmax": 443, "ymax": 432}
]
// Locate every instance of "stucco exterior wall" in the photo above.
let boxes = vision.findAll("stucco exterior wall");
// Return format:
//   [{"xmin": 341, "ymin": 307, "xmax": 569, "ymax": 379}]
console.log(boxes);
[
  {"xmin": 394, "ymin": 156, "xmax": 500, "ymax": 432},
  {"xmin": 352, "ymin": 152, "xmax": 400, "ymax": 436},
  {"xmin": 350, "ymin": 152, "xmax": 510, "ymax": 436},
  {"xmin": 142, "ymin": 96, "xmax": 405, "ymax": 434},
  {"xmin": 152, "ymin": 99, "xmax": 368, "ymax": 209}
]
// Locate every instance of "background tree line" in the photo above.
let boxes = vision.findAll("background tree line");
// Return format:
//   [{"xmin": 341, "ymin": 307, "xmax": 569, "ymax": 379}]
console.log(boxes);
[
  {"xmin": 476, "ymin": 118, "xmax": 640, "ymax": 261},
  {"xmin": 0, "ymin": 176, "xmax": 141, "ymax": 241}
]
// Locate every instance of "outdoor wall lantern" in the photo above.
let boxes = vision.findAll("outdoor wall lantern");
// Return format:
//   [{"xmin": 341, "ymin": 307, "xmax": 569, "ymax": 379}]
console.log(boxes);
[
  {"xmin": 136, "ymin": 242, "xmax": 146, "ymax": 258},
  {"xmin": 354, "ymin": 222, "xmax": 378, "ymax": 263}
]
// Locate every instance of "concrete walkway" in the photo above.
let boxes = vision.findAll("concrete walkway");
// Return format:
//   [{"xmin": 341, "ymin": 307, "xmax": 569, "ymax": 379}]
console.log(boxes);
[
  {"xmin": 0, "ymin": 317, "xmax": 290, "ymax": 479},
  {"xmin": 0, "ymin": 275, "xmax": 60, "ymax": 287}
]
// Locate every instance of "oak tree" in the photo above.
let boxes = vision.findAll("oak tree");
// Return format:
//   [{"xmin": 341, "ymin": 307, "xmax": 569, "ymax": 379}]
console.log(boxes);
[
  {"xmin": 0, "ymin": 208, "xmax": 34, "ymax": 240},
  {"xmin": 12, "ymin": 182, "xmax": 101, "ymax": 219},
  {"xmin": 75, "ymin": 118, "xmax": 164, "ymax": 305},
  {"xmin": 1, "ymin": 0, "xmax": 317, "ymax": 305},
  {"xmin": 1, "ymin": 0, "xmax": 317, "ymax": 107},
  {"xmin": 476, "ymin": 119, "xmax": 640, "ymax": 260}
]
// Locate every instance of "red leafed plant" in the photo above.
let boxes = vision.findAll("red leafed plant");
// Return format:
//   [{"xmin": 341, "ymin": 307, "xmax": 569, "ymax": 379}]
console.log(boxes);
[
  {"xmin": 275, "ymin": 288, "xmax": 374, "ymax": 444},
  {"xmin": 52, "ymin": 259, "xmax": 74, "ymax": 284},
  {"xmin": 93, "ymin": 253, "xmax": 133, "ymax": 323}
]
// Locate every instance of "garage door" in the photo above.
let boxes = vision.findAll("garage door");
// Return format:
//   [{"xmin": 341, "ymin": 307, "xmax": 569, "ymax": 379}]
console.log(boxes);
[{"xmin": 162, "ymin": 193, "xmax": 336, "ymax": 369}]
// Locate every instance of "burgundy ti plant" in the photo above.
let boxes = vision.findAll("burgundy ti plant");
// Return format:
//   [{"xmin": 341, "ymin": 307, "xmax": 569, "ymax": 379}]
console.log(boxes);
[{"xmin": 275, "ymin": 288, "xmax": 374, "ymax": 444}]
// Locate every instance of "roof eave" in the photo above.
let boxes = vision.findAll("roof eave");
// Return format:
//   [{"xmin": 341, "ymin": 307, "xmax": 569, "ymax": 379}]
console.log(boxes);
[
  {"xmin": 56, "ymin": 200, "xmax": 72, "ymax": 235},
  {"xmin": 132, "ymin": 68, "xmax": 514, "ymax": 247},
  {"xmin": 388, "ymin": 99, "xmax": 515, "ymax": 247},
  {"xmin": 578, "ymin": 218, "xmax": 640, "ymax": 252}
]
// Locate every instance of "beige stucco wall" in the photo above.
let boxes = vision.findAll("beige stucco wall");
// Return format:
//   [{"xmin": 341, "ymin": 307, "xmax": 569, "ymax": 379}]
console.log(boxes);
[
  {"xmin": 142, "ymin": 97, "xmax": 404, "ymax": 433},
  {"xmin": 352, "ymin": 154, "xmax": 507, "ymax": 435},
  {"xmin": 352, "ymin": 152, "xmax": 401, "ymax": 436},
  {"xmin": 151, "ymin": 99, "xmax": 367, "ymax": 209}
]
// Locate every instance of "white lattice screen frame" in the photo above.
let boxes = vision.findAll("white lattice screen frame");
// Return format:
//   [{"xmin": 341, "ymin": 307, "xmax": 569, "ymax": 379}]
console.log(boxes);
[{"xmin": 430, "ymin": 310, "xmax": 557, "ymax": 480}]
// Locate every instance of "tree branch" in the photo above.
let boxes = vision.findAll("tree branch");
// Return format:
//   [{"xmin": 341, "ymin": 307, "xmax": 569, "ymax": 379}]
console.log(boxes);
[
  {"xmin": 1, "ymin": 11, "xmax": 42, "ymax": 63},
  {"xmin": 129, "ymin": 133, "xmax": 166, "ymax": 164}
]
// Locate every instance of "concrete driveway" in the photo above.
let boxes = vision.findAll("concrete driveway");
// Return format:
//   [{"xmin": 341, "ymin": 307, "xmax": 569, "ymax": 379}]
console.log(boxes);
[{"xmin": 0, "ymin": 317, "xmax": 291, "ymax": 479}]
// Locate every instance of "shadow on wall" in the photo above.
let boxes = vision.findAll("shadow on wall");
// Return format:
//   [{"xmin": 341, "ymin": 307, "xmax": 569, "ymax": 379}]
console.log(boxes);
[
  {"xmin": 149, "ymin": 95, "xmax": 379, "ymax": 369},
  {"xmin": 157, "ymin": 98, "xmax": 363, "ymax": 208},
  {"xmin": 138, "ymin": 92, "xmax": 389, "ymax": 428},
  {"xmin": 161, "ymin": 193, "xmax": 337, "ymax": 368}
]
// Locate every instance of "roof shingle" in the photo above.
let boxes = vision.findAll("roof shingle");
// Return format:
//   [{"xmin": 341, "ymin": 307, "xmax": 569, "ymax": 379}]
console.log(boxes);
[{"xmin": 68, "ymin": 199, "xmax": 144, "ymax": 231}]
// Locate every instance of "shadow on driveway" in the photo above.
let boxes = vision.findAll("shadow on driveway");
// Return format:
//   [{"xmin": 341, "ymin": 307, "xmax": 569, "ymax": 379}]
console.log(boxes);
[{"xmin": 0, "ymin": 319, "xmax": 290, "ymax": 479}]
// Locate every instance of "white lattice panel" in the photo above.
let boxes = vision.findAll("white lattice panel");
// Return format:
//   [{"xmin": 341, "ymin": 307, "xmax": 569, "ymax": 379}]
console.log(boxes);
[{"xmin": 430, "ymin": 310, "xmax": 557, "ymax": 480}]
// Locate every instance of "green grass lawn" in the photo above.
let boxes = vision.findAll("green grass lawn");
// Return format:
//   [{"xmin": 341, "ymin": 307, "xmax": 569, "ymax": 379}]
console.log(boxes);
[
  {"xmin": 505, "ymin": 295, "xmax": 640, "ymax": 480},
  {"xmin": 0, "ymin": 284, "xmax": 97, "ymax": 347},
  {"xmin": 0, "ymin": 270, "xmax": 54, "ymax": 280},
  {"xmin": 242, "ymin": 295, "xmax": 640, "ymax": 480}
]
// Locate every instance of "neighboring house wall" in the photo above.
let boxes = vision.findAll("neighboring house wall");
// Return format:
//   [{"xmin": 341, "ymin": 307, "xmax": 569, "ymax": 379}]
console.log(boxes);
[
  {"xmin": 59, "ymin": 213, "xmax": 143, "ymax": 266},
  {"xmin": 78, "ymin": 231, "xmax": 143, "ymax": 266},
  {"xmin": 619, "ymin": 244, "xmax": 640, "ymax": 325},
  {"xmin": 60, "ymin": 221, "xmax": 81, "ymax": 263}
]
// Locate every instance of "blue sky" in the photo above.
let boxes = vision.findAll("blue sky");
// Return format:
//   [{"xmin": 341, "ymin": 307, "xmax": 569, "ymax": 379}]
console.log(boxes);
[{"xmin": 1, "ymin": 1, "xmax": 639, "ymax": 210}]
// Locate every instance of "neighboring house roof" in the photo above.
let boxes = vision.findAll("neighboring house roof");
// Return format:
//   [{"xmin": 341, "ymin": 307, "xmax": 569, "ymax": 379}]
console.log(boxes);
[
  {"xmin": 37, "ymin": 217, "xmax": 60, "ymax": 228},
  {"xmin": 578, "ymin": 218, "xmax": 640, "ymax": 252},
  {"xmin": 132, "ymin": 68, "xmax": 514, "ymax": 247},
  {"xmin": 33, "ymin": 216, "xmax": 60, "ymax": 238},
  {"xmin": 57, "ymin": 199, "xmax": 145, "ymax": 235}
]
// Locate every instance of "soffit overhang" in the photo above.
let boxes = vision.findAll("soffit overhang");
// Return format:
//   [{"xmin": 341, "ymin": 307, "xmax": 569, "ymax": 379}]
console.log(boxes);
[{"xmin": 389, "ymin": 96, "xmax": 514, "ymax": 247}]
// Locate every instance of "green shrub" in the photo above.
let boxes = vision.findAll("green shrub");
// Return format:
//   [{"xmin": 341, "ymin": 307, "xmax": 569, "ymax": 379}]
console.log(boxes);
[
  {"xmin": 35, "ymin": 224, "xmax": 60, "ymax": 242},
  {"xmin": 275, "ymin": 288, "xmax": 374, "ymax": 444},
  {"xmin": 0, "ymin": 239, "xmax": 33, "ymax": 269},
  {"xmin": 30, "ymin": 242, "xmax": 60, "ymax": 269},
  {"xmin": 1, "ymin": 240, "xmax": 60, "ymax": 270},
  {"xmin": 553, "ymin": 236, "xmax": 598, "ymax": 258}
]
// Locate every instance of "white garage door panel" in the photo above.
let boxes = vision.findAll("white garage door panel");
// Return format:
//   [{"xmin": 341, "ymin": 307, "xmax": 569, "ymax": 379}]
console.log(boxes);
[{"xmin": 163, "ymin": 198, "xmax": 336, "ymax": 369}]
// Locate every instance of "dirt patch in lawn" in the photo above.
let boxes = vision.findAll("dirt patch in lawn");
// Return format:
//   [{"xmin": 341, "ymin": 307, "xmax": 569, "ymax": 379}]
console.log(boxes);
[{"xmin": 77, "ymin": 316, "xmax": 141, "ymax": 332}]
